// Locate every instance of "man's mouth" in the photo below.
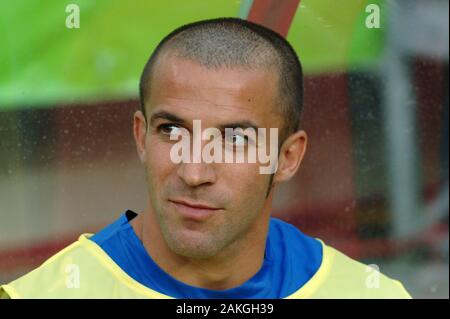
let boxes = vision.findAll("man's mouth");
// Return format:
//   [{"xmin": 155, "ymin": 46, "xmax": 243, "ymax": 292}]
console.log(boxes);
[{"xmin": 168, "ymin": 198, "xmax": 222, "ymax": 221}]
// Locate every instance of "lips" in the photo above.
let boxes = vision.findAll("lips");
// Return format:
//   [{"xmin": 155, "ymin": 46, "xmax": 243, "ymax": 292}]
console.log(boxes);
[{"xmin": 169, "ymin": 199, "xmax": 222, "ymax": 221}]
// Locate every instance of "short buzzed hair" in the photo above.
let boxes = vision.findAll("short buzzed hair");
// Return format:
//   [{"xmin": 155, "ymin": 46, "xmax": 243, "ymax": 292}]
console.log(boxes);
[{"xmin": 139, "ymin": 17, "xmax": 303, "ymax": 139}]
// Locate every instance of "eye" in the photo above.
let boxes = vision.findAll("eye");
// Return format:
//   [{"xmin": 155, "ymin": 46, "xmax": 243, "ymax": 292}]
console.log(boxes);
[
  {"xmin": 157, "ymin": 123, "xmax": 184, "ymax": 136},
  {"xmin": 225, "ymin": 133, "xmax": 248, "ymax": 147}
]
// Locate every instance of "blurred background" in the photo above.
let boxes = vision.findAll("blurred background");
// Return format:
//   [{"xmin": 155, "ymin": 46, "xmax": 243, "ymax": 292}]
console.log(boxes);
[{"xmin": 0, "ymin": 0, "xmax": 448, "ymax": 298}]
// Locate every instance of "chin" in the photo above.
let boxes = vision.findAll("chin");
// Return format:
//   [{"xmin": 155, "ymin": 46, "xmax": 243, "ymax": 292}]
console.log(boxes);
[{"xmin": 164, "ymin": 229, "xmax": 223, "ymax": 259}]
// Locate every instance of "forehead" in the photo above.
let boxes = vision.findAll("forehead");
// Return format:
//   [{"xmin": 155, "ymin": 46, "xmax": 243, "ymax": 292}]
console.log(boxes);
[{"xmin": 146, "ymin": 54, "xmax": 281, "ymax": 127}]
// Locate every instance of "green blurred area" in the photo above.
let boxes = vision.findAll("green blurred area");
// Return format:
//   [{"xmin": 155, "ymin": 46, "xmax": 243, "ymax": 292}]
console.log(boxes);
[{"xmin": 0, "ymin": 0, "xmax": 385, "ymax": 110}]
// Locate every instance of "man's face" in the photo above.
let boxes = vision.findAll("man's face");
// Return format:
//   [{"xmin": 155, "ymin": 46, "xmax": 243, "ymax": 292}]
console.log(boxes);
[{"xmin": 138, "ymin": 54, "xmax": 283, "ymax": 259}]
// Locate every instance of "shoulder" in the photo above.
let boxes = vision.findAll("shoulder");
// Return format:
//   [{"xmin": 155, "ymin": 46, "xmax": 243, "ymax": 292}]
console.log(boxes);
[
  {"xmin": 289, "ymin": 242, "xmax": 412, "ymax": 299},
  {"xmin": 0, "ymin": 233, "xmax": 169, "ymax": 299},
  {"xmin": 329, "ymin": 245, "xmax": 411, "ymax": 298},
  {"xmin": 0, "ymin": 234, "xmax": 95, "ymax": 298}
]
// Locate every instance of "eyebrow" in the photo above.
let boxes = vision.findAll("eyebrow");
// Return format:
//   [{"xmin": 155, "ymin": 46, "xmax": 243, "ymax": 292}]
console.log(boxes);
[
  {"xmin": 217, "ymin": 121, "xmax": 259, "ymax": 132},
  {"xmin": 149, "ymin": 110, "xmax": 260, "ymax": 131},
  {"xmin": 149, "ymin": 111, "xmax": 186, "ymax": 127}
]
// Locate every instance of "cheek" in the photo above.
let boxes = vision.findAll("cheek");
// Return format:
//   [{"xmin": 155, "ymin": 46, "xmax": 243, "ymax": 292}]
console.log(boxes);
[
  {"xmin": 145, "ymin": 139, "xmax": 175, "ymax": 188},
  {"xmin": 222, "ymin": 163, "xmax": 269, "ymax": 208}
]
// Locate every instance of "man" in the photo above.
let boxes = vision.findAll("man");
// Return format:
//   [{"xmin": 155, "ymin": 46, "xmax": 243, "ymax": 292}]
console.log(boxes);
[{"xmin": 1, "ymin": 18, "xmax": 411, "ymax": 299}]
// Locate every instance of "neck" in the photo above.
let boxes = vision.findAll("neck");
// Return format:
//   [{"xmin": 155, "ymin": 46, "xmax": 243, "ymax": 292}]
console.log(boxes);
[{"xmin": 131, "ymin": 198, "xmax": 273, "ymax": 290}]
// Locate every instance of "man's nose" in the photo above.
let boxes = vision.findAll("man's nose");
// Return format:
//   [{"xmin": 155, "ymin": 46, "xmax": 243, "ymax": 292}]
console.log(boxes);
[
  {"xmin": 175, "ymin": 133, "xmax": 218, "ymax": 187},
  {"xmin": 176, "ymin": 162, "xmax": 217, "ymax": 187}
]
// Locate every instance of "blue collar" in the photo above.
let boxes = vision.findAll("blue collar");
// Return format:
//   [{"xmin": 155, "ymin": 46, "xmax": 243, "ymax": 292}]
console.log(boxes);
[{"xmin": 90, "ymin": 210, "xmax": 322, "ymax": 298}]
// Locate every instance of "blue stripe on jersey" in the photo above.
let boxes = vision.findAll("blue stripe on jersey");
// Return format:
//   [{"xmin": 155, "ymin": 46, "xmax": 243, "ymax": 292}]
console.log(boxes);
[{"xmin": 90, "ymin": 210, "xmax": 322, "ymax": 298}]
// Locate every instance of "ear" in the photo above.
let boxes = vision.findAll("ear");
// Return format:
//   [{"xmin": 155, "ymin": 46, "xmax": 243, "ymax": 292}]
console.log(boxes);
[
  {"xmin": 133, "ymin": 110, "xmax": 147, "ymax": 163},
  {"xmin": 273, "ymin": 130, "xmax": 307, "ymax": 184}
]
